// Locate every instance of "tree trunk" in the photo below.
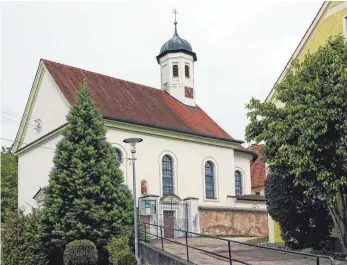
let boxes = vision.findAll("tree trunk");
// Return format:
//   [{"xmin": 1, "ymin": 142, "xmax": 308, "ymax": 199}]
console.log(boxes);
[
  {"xmin": 327, "ymin": 203, "xmax": 347, "ymax": 254},
  {"xmin": 342, "ymin": 196, "xmax": 347, "ymax": 250}
]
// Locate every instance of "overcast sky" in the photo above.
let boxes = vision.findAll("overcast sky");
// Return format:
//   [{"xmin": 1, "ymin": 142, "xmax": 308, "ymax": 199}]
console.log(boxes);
[{"xmin": 0, "ymin": 1, "xmax": 323, "ymax": 148}]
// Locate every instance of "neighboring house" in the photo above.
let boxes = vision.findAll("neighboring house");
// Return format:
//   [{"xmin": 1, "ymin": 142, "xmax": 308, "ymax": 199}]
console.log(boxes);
[
  {"xmin": 266, "ymin": 1, "xmax": 347, "ymax": 244},
  {"xmin": 249, "ymin": 144, "xmax": 266, "ymax": 196},
  {"xmin": 13, "ymin": 19, "xmax": 268, "ymax": 237}
]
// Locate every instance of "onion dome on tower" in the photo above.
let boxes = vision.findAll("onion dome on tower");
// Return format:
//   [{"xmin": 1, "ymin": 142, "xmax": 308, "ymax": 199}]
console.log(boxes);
[{"xmin": 156, "ymin": 13, "xmax": 197, "ymax": 63}]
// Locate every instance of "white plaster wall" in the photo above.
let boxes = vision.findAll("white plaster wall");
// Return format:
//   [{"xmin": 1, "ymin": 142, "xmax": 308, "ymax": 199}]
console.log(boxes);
[
  {"xmin": 18, "ymin": 135, "xmax": 61, "ymax": 213},
  {"xmin": 227, "ymin": 197, "xmax": 267, "ymax": 209},
  {"xmin": 235, "ymin": 201, "xmax": 267, "ymax": 210},
  {"xmin": 22, "ymin": 70, "xmax": 69, "ymax": 147},
  {"xmin": 106, "ymin": 127, "xmax": 252, "ymax": 207},
  {"xmin": 159, "ymin": 52, "xmax": 195, "ymax": 106},
  {"xmin": 234, "ymin": 153, "xmax": 252, "ymax": 195},
  {"xmin": 18, "ymin": 126, "xmax": 253, "ymax": 213},
  {"xmin": 252, "ymin": 186, "xmax": 265, "ymax": 196}
]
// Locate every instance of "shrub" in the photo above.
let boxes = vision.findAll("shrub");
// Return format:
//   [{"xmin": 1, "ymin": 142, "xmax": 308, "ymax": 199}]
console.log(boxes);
[
  {"xmin": 64, "ymin": 240, "xmax": 98, "ymax": 265},
  {"xmin": 117, "ymin": 252, "xmax": 137, "ymax": 265},
  {"xmin": 265, "ymin": 170, "xmax": 333, "ymax": 250},
  {"xmin": 107, "ymin": 235, "xmax": 131, "ymax": 265},
  {"xmin": 2, "ymin": 208, "xmax": 46, "ymax": 265}
]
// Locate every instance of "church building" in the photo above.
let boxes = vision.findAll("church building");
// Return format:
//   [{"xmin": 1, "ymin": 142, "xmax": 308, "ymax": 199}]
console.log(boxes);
[{"xmin": 13, "ymin": 17, "xmax": 268, "ymax": 237}]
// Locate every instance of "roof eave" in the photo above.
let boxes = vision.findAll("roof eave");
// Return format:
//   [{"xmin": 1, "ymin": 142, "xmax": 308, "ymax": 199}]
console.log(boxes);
[
  {"xmin": 156, "ymin": 49, "xmax": 197, "ymax": 63},
  {"xmin": 102, "ymin": 114, "xmax": 243, "ymax": 144},
  {"xmin": 235, "ymin": 148, "xmax": 258, "ymax": 162},
  {"xmin": 230, "ymin": 195, "xmax": 265, "ymax": 202}
]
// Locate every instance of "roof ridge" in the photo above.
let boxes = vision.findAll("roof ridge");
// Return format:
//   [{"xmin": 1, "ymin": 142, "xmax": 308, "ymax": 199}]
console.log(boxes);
[{"xmin": 41, "ymin": 58, "xmax": 162, "ymax": 94}]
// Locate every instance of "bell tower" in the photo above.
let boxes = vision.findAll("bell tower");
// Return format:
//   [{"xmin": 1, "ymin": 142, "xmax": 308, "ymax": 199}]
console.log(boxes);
[{"xmin": 157, "ymin": 10, "xmax": 197, "ymax": 107}]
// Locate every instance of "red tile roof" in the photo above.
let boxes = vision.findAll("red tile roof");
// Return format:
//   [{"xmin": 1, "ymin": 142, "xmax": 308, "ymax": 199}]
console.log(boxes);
[
  {"xmin": 230, "ymin": 194, "xmax": 265, "ymax": 201},
  {"xmin": 42, "ymin": 59, "xmax": 242, "ymax": 143},
  {"xmin": 249, "ymin": 144, "xmax": 267, "ymax": 188}
]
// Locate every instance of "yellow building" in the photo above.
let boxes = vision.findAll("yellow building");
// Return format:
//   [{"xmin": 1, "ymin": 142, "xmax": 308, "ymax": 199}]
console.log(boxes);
[
  {"xmin": 266, "ymin": 1, "xmax": 347, "ymax": 243},
  {"xmin": 267, "ymin": 1, "xmax": 347, "ymax": 103}
]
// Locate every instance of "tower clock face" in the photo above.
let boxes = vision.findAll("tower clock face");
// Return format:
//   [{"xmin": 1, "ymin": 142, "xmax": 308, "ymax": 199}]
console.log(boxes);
[{"xmin": 185, "ymin": 87, "xmax": 194, "ymax": 99}]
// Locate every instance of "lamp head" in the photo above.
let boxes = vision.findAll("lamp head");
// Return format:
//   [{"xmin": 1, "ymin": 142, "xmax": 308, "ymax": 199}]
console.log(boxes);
[{"xmin": 123, "ymin": 138, "xmax": 143, "ymax": 144}]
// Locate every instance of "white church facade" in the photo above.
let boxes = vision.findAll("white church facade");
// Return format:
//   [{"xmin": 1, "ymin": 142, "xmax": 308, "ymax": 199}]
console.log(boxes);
[{"xmin": 13, "ymin": 19, "xmax": 268, "ymax": 237}]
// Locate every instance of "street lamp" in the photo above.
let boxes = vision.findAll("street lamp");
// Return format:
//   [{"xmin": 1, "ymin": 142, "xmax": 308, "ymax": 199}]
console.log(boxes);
[{"xmin": 123, "ymin": 137, "xmax": 143, "ymax": 261}]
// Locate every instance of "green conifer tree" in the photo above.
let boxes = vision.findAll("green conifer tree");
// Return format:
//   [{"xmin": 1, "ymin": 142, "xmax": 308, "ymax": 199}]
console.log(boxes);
[{"xmin": 40, "ymin": 83, "xmax": 133, "ymax": 264}]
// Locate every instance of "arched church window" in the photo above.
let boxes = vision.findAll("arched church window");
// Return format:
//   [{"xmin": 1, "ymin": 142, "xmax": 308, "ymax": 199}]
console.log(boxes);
[
  {"xmin": 185, "ymin": 65, "xmax": 190, "ymax": 78},
  {"xmin": 162, "ymin": 155, "xmax": 174, "ymax": 194},
  {"xmin": 173, "ymin": 64, "xmax": 179, "ymax": 77},
  {"xmin": 235, "ymin": 170, "xmax": 243, "ymax": 196},
  {"xmin": 115, "ymin": 148, "xmax": 123, "ymax": 165},
  {"xmin": 205, "ymin": 161, "xmax": 215, "ymax": 199}
]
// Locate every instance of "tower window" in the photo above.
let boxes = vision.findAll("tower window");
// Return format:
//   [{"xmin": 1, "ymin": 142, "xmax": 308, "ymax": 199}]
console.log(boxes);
[
  {"xmin": 173, "ymin": 64, "xmax": 178, "ymax": 77},
  {"xmin": 185, "ymin": 65, "xmax": 190, "ymax": 78}
]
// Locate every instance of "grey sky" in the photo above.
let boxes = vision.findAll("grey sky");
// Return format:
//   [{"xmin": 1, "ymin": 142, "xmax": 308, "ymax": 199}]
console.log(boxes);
[{"xmin": 0, "ymin": 1, "xmax": 323, "ymax": 147}]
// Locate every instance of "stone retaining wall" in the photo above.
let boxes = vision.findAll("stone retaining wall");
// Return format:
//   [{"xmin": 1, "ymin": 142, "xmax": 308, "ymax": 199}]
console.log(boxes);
[
  {"xmin": 199, "ymin": 206, "xmax": 268, "ymax": 237},
  {"xmin": 139, "ymin": 241, "xmax": 195, "ymax": 265}
]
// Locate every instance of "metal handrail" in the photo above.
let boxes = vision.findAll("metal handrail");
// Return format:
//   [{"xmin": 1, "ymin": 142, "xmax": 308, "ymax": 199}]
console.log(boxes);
[
  {"xmin": 140, "ymin": 221, "xmax": 335, "ymax": 265},
  {"xmin": 142, "ymin": 222, "xmax": 251, "ymax": 265}
]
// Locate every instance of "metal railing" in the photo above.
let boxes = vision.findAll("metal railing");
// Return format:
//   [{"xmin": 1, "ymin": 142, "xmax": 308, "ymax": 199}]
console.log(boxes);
[{"xmin": 140, "ymin": 221, "xmax": 335, "ymax": 265}]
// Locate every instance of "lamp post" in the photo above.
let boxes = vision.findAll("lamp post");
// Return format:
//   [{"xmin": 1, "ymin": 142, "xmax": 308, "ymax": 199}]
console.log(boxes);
[{"xmin": 123, "ymin": 137, "xmax": 143, "ymax": 261}]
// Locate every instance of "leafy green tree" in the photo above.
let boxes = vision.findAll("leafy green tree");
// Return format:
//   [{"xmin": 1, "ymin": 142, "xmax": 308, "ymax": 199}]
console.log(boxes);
[
  {"xmin": 1, "ymin": 147, "xmax": 18, "ymax": 224},
  {"xmin": 40, "ymin": 83, "xmax": 133, "ymax": 264},
  {"xmin": 2, "ymin": 208, "xmax": 46, "ymax": 265},
  {"xmin": 265, "ymin": 169, "xmax": 333, "ymax": 249},
  {"xmin": 246, "ymin": 36, "xmax": 347, "ymax": 253}
]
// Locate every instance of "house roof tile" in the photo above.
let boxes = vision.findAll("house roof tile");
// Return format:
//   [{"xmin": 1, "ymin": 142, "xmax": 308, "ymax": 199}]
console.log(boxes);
[
  {"xmin": 229, "ymin": 194, "xmax": 265, "ymax": 201},
  {"xmin": 42, "ymin": 59, "xmax": 242, "ymax": 143}
]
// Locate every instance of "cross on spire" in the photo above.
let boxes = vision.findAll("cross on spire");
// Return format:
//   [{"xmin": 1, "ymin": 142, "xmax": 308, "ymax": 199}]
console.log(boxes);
[
  {"xmin": 173, "ymin": 9, "xmax": 179, "ymax": 24},
  {"xmin": 173, "ymin": 9, "xmax": 179, "ymax": 35}
]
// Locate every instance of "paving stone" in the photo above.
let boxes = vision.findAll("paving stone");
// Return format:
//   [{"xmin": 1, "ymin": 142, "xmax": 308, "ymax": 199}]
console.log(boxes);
[{"xmin": 151, "ymin": 237, "xmax": 335, "ymax": 265}]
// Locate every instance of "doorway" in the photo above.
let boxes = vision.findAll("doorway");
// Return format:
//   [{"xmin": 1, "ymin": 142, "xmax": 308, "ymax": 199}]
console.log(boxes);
[{"xmin": 163, "ymin": 210, "xmax": 175, "ymax": 238}]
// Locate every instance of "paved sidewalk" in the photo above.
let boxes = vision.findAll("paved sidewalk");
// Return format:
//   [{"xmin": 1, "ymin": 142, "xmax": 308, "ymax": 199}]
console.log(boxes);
[{"xmin": 152, "ymin": 237, "xmax": 335, "ymax": 265}]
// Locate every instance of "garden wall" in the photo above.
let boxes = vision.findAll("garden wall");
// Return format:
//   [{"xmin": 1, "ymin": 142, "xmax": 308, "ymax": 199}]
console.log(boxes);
[{"xmin": 199, "ymin": 206, "xmax": 268, "ymax": 237}]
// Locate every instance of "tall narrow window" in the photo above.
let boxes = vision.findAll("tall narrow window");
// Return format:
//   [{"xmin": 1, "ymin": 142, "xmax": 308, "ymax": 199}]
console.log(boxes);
[
  {"xmin": 205, "ymin": 161, "xmax": 215, "ymax": 199},
  {"xmin": 162, "ymin": 155, "xmax": 174, "ymax": 194},
  {"xmin": 185, "ymin": 65, "xmax": 190, "ymax": 78},
  {"xmin": 115, "ymin": 148, "xmax": 122, "ymax": 165},
  {"xmin": 173, "ymin": 64, "xmax": 178, "ymax": 77},
  {"xmin": 235, "ymin": 170, "xmax": 243, "ymax": 196}
]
